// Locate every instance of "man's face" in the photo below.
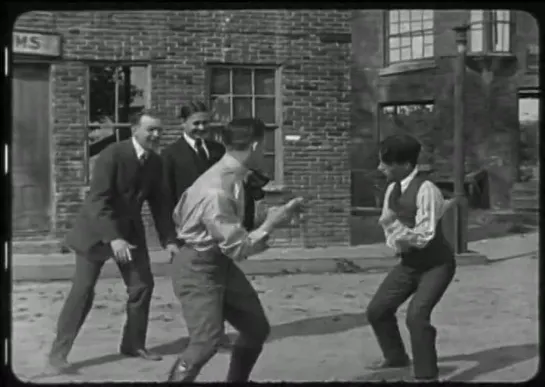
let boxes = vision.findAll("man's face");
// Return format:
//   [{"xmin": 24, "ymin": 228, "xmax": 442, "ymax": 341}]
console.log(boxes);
[
  {"xmin": 246, "ymin": 139, "xmax": 265, "ymax": 170},
  {"xmin": 183, "ymin": 112, "xmax": 210, "ymax": 140},
  {"xmin": 133, "ymin": 115, "xmax": 163, "ymax": 151}
]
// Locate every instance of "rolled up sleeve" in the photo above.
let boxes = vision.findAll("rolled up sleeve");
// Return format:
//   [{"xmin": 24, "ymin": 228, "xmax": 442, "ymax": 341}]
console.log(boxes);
[{"xmin": 201, "ymin": 191, "xmax": 269, "ymax": 261}]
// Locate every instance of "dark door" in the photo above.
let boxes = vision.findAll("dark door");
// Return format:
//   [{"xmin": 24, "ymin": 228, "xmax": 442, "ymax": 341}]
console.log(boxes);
[{"xmin": 12, "ymin": 63, "xmax": 52, "ymax": 235}]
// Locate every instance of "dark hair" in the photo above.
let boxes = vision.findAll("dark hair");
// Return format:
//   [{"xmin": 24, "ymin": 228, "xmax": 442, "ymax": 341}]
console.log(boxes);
[
  {"xmin": 129, "ymin": 109, "xmax": 158, "ymax": 127},
  {"xmin": 179, "ymin": 100, "xmax": 208, "ymax": 120},
  {"xmin": 379, "ymin": 134, "xmax": 421, "ymax": 167},
  {"xmin": 222, "ymin": 117, "xmax": 267, "ymax": 151}
]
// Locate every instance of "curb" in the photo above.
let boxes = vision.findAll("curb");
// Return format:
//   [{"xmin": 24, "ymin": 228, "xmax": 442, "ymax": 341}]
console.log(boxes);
[{"xmin": 11, "ymin": 250, "xmax": 537, "ymax": 283}]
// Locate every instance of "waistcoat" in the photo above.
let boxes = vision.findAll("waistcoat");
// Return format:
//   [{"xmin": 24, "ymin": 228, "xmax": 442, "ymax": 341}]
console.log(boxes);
[{"xmin": 396, "ymin": 174, "xmax": 454, "ymax": 269}]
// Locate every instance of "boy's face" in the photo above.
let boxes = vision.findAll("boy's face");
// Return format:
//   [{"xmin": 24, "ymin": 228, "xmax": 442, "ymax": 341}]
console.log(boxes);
[{"xmin": 378, "ymin": 156, "xmax": 411, "ymax": 182}]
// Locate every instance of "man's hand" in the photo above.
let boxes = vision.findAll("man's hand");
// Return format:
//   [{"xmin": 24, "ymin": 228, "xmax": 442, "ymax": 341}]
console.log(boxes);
[
  {"xmin": 166, "ymin": 243, "xmax": 179, "ymax": 264},
  {"xmin": 378, "ymin": 208, "xmax": 398, "ymax": 226},
  {"xmin": 264, "ymin": 197, "xmax": 305, "ymax": 229},
  {"xmin": 110, "ymin": 239, "xmax": 136, "ymax": 265}
]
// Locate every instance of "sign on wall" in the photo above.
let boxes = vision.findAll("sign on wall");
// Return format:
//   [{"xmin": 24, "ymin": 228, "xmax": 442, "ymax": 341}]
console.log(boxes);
[{"xmin": 13, "ymin": 31, "xmax": 62, "ymax": 57}]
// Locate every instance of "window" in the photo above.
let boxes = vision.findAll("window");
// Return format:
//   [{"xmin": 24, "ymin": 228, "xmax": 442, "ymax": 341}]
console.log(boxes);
[
  {"xmin": 518, "ymin": 91, "xmax": 540, "ymax": 180},
  {"xmin": 208, "ymin": 65, "xmax": 281, "ymax": 183},
  {"xmin": 85, "ymin": 64, "xmax": 150, "ymax": 183},
  {"xmin": 469, "ymin": 10, "xmax": 511, "ymax": 53},
  {"xmin": 527, "ymin": 44, "xmax": 539, "ymax": 71},
  {"xmin": 386, "ymin": 10, "xmax": 434, "ymax": 64}
]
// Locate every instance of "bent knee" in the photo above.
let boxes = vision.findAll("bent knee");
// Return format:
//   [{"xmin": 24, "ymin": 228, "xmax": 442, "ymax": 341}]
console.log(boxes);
[
  {"xmin": 240, "ymin": 318, "xmax": 271, "ymax": 347},
  {"xmin": 366, "ymin": 303, "xmax": 389, "ymax": 324}
]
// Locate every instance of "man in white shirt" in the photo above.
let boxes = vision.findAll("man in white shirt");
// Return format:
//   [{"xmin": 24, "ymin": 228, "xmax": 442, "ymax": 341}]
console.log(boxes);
[{"xmin": 365, "ymin": 134, "xmax": 457, "ymax": 382}]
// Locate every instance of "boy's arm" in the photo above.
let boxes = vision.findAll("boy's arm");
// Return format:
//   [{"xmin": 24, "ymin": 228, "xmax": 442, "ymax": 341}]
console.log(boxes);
[{"xmin": 387, "ymin": 181, "xmax": 445, "ymax": 250}]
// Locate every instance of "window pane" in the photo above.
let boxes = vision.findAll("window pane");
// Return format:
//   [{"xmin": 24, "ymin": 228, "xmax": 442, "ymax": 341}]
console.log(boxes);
[
  {"xmin": 264, "ymin": 128, "xmax": 276, "ymax": 153},
  {"xmin": 495, "ymin": 22, "xmax": 510, "ymax": 52},
  {"xmin": 254, "ymin": 69, "xmax": 275, "ymax": 95},
  {"xmin": 233, "ymin": 69, "xmax": 252, "ymax": 95},
  {"xmin": 211, "ymin": 68, "xmax": 230, "ymax": 94},
  {"xmin": 422, "ymin": 10, "xmax": 433, "ymax": 20},
  {"xmin": 495, "ymin": 10, "xmax": 509, "ymax": 21},
  {"xmin": 389, "ymin": 22, "xmax": 399, "ymax": 35},
  {"xmin": 117, "ymin": 66, "xmax": 147, "ymax": 123},
  {"xmin": 410, "ymin": 10, "xmax": 423, "ymax": 21},
  {"xmin": 470, "ymin": 29, "xmax": 483, "ymax": 52},
  {"xmin": 89, "ymin": 65, "xmax": 117, "ymax": 124},
  {"xmin": 411, "ymin": 20, "xmax": 422, "ymax": 31},
  {"xmin": 255, "ymin": 97, "xmax": 276, "ymax": 124},
  {"xmin": 401, "ymin": 36, "xmax": 411, "ymax": 47},
  {"xmin": 424, "ymin": 44, "xmax": 433, "ymax": 58},
  {"xmin": 412, "ymin": 36, "xmax": 424, "ymax": 58},
  {"xmin": 401, "ymin": 47, "xmax": 412, "ymax": 60},
  {"xmin": 233, "ymin": 97, "xmax": 253, "ymax": 118},
  {"xmin": 400, "ymin": 21, "xmax": 410, "ymax": 33},
  {"xmin": 423, "ymin": 19, "xmax": 433, "ymax": 30},
  {"xmin": 389, "ymin": 10, "xmax": 399, "ymax": 23},
  {"xmin": 470, "ymin": 10, "xmax": 483, "ymax": 23},
  {"xmin": 389, "ymin": 36, "xmax": 401, "ymax": 49},
  {"xmin": 399, "ymin": 10, "xmax": 410, "ymax": 21},
  {"xmin": 389, "ymin": 48, "xmax": 400, "ymax": 63},
  {"xmin": 423, "ymin": 33, "xmax": 434, "ymax": 45},
  {"xmin": 262, "ymin": 154, "xmax": 276, "ymax": 179},
  {"xmin": 210, "ymin": 95, "xmax": 232, "ymax": 123}
]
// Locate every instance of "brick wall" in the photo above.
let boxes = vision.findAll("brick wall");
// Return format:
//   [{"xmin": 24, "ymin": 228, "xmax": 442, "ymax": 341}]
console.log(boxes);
[
  {"xmin": 14, "ymin": 10, "xmax": 352, "ymax": 248},
  {"xmin": 351, "ymin": 10, "xmax": 539, "ymax": 210}
]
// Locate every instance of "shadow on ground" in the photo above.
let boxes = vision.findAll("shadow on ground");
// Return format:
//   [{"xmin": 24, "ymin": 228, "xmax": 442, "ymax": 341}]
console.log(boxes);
[
  {"xmin": 67, "ymin": 313, "xmax": 538, "ymax": 383},
  {"xmin": 68, "ymin": 312, "xmax": 368, "ymax": 371},
  {"xmin": 353, "ymin": 343, "xmax": 538, "ymax": 382}
]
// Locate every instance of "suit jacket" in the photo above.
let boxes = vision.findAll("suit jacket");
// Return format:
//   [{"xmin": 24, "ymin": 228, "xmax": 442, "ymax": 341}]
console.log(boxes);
[
  {"xmin": 161, "ymin": 136, "xmax": 225, "ymax": 224},
  {"xmin": 65, "ymin": 139, "xmax": 177, "ymax": 254}
]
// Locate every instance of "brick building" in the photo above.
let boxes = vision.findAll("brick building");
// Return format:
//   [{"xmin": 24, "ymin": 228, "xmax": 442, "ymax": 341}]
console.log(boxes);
[
  {"xmin": 12, "ymin": 10, "xmax": 352, "ymax": 252},
  {"xmin": 351, "ymin": 9, "xmax": 539, "ymax": 216}
]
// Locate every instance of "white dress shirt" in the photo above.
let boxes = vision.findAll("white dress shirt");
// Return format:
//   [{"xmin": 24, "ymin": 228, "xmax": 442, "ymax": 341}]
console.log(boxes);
[
  {"xmin": 379, "ymin": 167, "xmax": 450, "ymax": 252},
  {"xmin": 183, "ymin": 132, "xmax": 210, "ymax": 159},
  {"xmin": 132, "ymin": 136, "xmax": 147, "ymax": 160}
]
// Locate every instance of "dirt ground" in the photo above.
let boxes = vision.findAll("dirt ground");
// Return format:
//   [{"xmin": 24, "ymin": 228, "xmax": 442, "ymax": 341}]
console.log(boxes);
[{"xmin": 10, "ymin": 256, "xmax": 539, "ymax": 383}]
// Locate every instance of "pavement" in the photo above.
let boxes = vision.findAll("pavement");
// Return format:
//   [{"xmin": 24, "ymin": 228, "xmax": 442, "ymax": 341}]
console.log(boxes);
[
  {"xmin": 9, "ymin": 255, "xmax": 539, "ymax": 382},
  {"xmin": 11, "ymin": 232, "xmax": 539, "ymax": 282}
]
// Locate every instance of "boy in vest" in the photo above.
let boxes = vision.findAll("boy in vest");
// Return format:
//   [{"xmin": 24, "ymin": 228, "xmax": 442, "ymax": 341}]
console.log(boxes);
[{"xmin": 366, "ymin": 134, "xmax": 456, "ymax": 382}]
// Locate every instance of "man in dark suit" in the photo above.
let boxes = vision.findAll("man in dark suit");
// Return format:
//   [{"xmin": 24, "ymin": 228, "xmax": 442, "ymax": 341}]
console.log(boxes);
[{"xmin": 47, "ymin": 113, "xmax": 179, "ymax": 373}]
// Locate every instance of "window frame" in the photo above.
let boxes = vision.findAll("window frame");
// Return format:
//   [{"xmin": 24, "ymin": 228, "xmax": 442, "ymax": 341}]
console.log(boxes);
[
  {"xmin": 384, "ymin": 10, "xmax": 435, "ymax": 65},
  {"xmin": 83, "ymin": 61, "xmax": 151, "ymax": 184},
  {"xmin": 469, "ymin": 10, "xmax": 514, "ymax": 54},
  {"xmin": 205, "ymin": 63, "xmax": 284, "ymax": 188}
]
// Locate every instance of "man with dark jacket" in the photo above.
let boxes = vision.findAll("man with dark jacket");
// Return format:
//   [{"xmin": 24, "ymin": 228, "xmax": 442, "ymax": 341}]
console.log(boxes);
[{"xmin": 47, "ymin": 112, "xmax": 179, "ymax": 373}]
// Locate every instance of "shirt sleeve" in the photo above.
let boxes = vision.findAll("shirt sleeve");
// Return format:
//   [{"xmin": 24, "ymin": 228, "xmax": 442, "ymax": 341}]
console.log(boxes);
[
  {"xmin": 388, "ymin": 181, "xmax": 445, "ymax": 249},
  {"xmin": 378, "ymin": 183, "xmax": 400, "ymax": 238},
  {"xmin": 201, "ymin": 190, "xmax": 269, "ymax": 261}
]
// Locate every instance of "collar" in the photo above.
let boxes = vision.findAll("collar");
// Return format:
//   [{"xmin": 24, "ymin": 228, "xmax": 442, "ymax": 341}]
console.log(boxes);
[
  {"xmin": 400, "ymin": 167, "xmax": 419, "ymax": 193},
  {"xmin": 131, "ymin": 136, "xmax": 146, "ymax": 159},
  {"xmin": 222, "ymin": 153, "xmax": 250, "ymax": 179},
  {"xmin": 183, "ymin": 132, "xmax": 208, "ymax": 153}
]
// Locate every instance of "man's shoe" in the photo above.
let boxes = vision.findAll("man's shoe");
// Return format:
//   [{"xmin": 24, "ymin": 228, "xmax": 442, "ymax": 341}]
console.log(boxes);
[
  {"xmin": 366, "ymin": 356, "xmax": 411, "ymax": 370},
  {"xmin": 120, "ymin": 348, "xmax": 162, "ymax": 361},
  {"xmin": 167, "ymin": 358, "xmax": 199, "ymax": 382},
  {"xmin": 45, "ymin": 356, "xmax": 75, "ymax": 375}
]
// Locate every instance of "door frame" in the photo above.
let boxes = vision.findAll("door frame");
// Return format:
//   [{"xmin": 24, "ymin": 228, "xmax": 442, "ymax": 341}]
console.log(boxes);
[{"xmin": 12, "ymin": 56, "xmax": 55, "ymax": 235}]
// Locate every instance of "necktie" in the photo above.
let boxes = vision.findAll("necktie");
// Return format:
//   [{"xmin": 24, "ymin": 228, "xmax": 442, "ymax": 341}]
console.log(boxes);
[
  {"xmin": 194, "ymin": 139, "xmax": 208, "ymax": 162},
  {"xmin": 139, "ymin": 152, "xmax": 148, "ymax": 165},
  {"xmin": 388, "ymin": 181, "xmax": 402, "ymax": 212}
]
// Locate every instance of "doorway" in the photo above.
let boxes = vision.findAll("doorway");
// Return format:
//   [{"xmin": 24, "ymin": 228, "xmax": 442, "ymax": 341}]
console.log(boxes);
[
  {"xmin": 12, "ymin": 62, "xmax": 52, "ymax": 235},
  {"xmin": 518, "ymin": 90, "xmax": 540, "ymax": 182}
]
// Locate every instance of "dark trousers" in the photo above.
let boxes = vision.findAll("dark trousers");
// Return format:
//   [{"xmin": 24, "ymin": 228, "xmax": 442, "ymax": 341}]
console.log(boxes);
[
  {"xmin": 171, "ymin": 246, "xmax": 270, "ymax": 373},
  {"xmin": 49, "ymin": 243, "xmax": 154, "ymax": 360},
  {"xmin": 366, "ymin": 260, "xmax": 456, "ymax": 379}
]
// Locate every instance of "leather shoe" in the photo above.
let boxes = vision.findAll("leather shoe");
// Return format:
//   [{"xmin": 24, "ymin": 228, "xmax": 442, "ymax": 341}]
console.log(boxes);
[
  {"xmin": 167, "ymin": 358, "xmax": 199, "ymax": 382},
  {"xmin": 367, "ymin": 356, "xmax": 411, "ymax": 370},
  {"xmin": 46, "ymin": 356, "xmax": 76, "ymax": 375},
  {"xmin": 120, "ymin": 348, "xmax": 162, "ymax": 361}
]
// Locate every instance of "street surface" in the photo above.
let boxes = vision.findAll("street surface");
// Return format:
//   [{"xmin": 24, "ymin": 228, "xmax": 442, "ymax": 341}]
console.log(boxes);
[{"xmin": 11, "ymin": 256, "xmax": 539, "ymax": 383}]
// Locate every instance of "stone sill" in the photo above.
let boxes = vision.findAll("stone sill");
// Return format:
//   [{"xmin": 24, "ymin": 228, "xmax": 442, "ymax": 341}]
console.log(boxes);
[
  {"xmin": 379, "ymin": 59, "xmax": 437, "ymax": 77},
  {"xmin": 263, "ymin": 183, "xmax": 287, "ymax": 194}
]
